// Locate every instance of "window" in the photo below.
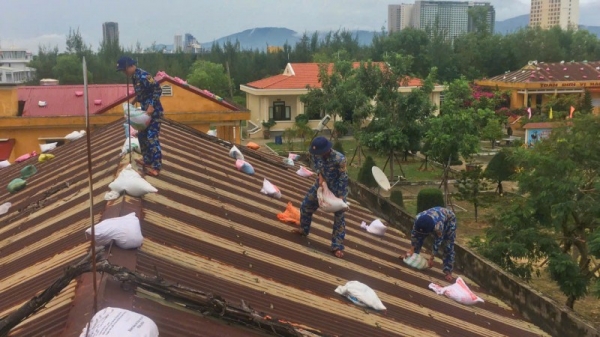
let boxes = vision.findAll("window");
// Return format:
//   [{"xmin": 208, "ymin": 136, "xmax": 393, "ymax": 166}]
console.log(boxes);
[
  {"xmin": 161, "ymin": 85, "xmax": 173, "ymax": 96},
  {"xmin": 269, "ymin": 100, "xmax": 291, "ymax": 121}
]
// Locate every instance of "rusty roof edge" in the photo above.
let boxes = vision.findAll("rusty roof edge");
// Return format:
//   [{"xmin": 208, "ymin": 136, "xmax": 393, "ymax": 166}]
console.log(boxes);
[
  {"xmin": 60, "ymin": 154, "xmax": 132, "ymax": 336},
  {"xmin": 347, "ymin": 179, "xmax": 600, "ymax": 337},
  {"xmin": 161, "ymin": 118, "xmax": 291, "ymax": 170}
]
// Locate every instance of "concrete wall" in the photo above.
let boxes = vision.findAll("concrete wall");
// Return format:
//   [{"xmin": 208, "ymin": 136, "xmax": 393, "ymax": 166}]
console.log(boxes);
[
  {"xmin": 0, "ymin": 86, "xmax": 17, "ymax": 116},
  {"xmin": 347, "ymin": 179, "xmax": 600, "ymax": 337}
]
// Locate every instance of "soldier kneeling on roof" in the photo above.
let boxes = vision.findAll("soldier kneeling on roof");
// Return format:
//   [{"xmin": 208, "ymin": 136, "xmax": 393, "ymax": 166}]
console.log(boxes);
[{"xmin": 404, "ymin": 207, "xmax": 456, "ymax": 281}]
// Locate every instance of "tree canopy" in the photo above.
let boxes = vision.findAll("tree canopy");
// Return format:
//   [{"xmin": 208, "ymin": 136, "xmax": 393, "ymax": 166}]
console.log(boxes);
[{"xmin": 472, "ymin": 115, "xmax": 600, "ymax": 308}]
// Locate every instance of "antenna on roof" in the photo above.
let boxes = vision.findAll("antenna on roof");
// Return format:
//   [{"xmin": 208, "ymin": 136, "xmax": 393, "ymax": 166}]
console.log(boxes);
[{"xmin": 82, "ymin": 56, "xmax": 98, "ymax": 316}]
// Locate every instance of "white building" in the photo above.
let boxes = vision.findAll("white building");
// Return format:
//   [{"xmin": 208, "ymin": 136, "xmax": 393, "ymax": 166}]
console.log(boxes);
[
  {"xmin": 0, "ymin": 49, "xmax": 35, "ymax": 84},
  {"xmin": 529, "ymin": 0, "xmax": 579, "ymax": 30},
  {"xmin": 388, "ymin": 4, "xmax": 414, "ymax": 34},
  {"xmin": 388, "ymin": 1, "xmax": 495, "ymax": 38},
  {"xmin": 174, "ymin": 35, "xmax": 183, "ymax": 52}
]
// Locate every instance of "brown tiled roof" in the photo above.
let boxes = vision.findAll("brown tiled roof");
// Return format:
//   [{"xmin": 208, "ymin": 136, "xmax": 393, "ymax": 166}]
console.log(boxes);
[
  {"xmin": 0, "ymin": 120, "xmax": 551, "ymax": 337},
  {"xmin": 488, "ymin": 61, "xmax": 600, "ymax": 83}
]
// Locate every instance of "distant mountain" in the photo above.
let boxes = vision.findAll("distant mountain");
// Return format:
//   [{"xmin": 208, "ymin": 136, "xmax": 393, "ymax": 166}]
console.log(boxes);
[
  {"xmin": 495, "ymin": 15, "xmax": 530, "ymax": 34},
  {"xmin": 494, "ymin": 14, "xmax": 600, "ymax": 38},
  {"xmin": 199, "ymin": 27, "xmax": 377, "ymax": 51}
]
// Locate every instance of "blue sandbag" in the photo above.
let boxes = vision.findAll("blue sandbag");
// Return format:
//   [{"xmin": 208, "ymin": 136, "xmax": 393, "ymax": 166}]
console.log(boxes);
[{"xmin": 240, "ymin": 162, "xmax": 255, "ymax": 175}]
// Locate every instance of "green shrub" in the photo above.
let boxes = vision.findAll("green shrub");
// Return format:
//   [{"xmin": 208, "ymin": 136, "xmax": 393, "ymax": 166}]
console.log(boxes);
[
  {"xmin": 416, "ymin": 188, "xmax": 445, "ymax": 214},
  {"xmin": 390, "ymin": 190, "xmax": 404, "ymax": 208},
  {"xmin": 333, "ymin": 141, "xmax": 345, "ymax": 155},
  {"xmin": 357, "ymin": 156, "xmax": 378, "ymax": 188}
]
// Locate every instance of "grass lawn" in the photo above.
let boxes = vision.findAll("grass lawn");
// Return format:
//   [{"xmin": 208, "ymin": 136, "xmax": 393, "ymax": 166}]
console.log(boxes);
[{"xmin": 268, "ymin": 139, "xmax": 443, "ymax": 182}]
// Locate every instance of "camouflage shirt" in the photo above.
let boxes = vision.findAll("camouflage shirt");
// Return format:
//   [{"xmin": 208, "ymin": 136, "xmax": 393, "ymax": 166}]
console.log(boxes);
[
  {"xmin": 131, "ymin": 68, "xmax": 163, "ymax": 119},
  {"xmin": 411, "ymin": 207, "xmax": 457, "ymax": 274},
  {"xmin": 312, "ymin": 149, "xmax": 349, "ymax": 199}
]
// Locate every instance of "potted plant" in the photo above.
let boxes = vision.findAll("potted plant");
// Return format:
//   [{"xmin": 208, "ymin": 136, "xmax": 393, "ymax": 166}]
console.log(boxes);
[{"xmin": 262, "ymin": 119, "xmax": 276, "ymax": 139}]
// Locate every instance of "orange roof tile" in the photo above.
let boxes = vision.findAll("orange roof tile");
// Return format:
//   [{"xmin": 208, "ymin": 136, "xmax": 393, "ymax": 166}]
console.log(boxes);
[{"xmin": 246, "ymin": 63, "xmax": 423, "ymax": 90}]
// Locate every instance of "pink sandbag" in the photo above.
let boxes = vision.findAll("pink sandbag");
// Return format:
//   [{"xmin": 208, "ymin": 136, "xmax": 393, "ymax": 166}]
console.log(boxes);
[
  {"xmin": 260, "ymin": 178, "xmax": 281, "ymax": 199},
  {"xmin": 15, "ymin": 151, "xmax": 38, "ymax": 163},
  {"xmin": 428, "ymin": 277, "xmax": 484, "ymax": 306},
  {"xmin": 288, "ymin": 153, "xmax": 300, "ymax": 161},
  {"xmin": 296, "ymin": 166, "xmax": 313, "ymax": 177},
  {"xmin": 317, "ymin": 183, "xmax": 349, "ymax": 213},
  {"xmin": 235, "ymin": 159, "xmax": 255, "ymax": 175}
]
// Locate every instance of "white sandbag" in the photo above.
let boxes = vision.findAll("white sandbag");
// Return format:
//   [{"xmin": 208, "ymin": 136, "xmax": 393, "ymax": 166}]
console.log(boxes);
[
  {"xmin": 296, "ymin": 166, "xmax": 313, "ymax": 177},
  {"xmin": 403, "ymin": 253, "xmax": 428, "ymax": 270},
  {"xmin": 123, "ymin": 103, "xmax": 151, "ymax": 131},
  {"xmin": 317, "ymin": 183, "xmax": 349, "ymax": 213},
  {"xmin": 120, "ymin": 138, "xmax": 141, "ymax": 156},
  {"xmin": 79, "ymin": 307, "xmax": 158, "ymax": 337},
  {"xmin": 334, "ymin": 281, "xmax": 386, "ymax": 311},
  {"xmin": 0, "ymin": 202, "xmax": 11, "ymax": 216},
  {"xmin": 207, "ymin": 129, "xmax": 217, "ymax": 137},
  {"xmin": 108, "ymin": 164, "xmax": 158, "ymax": 197},
  {"xmin": 360, "ymin": 219, "xmax": 387, "ymax": 236},
  {"xmin": 0, "ymin": 160, "xmax": 10, "ymax": 169},
  {"xmin": 85, "ymin": 212, "xmax": 143, "ymax": 249},
  {"xmin": 283, "ymin": 158, "xmax": 295, "ymax": 166},
  {"xmin": 104, "ymin": 191, "xmax": 121, "ymax": 201},
  {"xmin": 65, "ymin": 131, "xmax": 84, "ymax": 141},
  {"xmin": 260, "ymin": 178, "xmax": 281, "ymax": 199},
  {"xmin": 229, "ymin": 145, "xmax": 244, "ymax": 160},
  {"xmin": 40, "ymin": 142, "xmax": 57, "ymax": 153},
  {"xmin": 429, "ymin": 277, "xmax": 484, "ymax": 306}
]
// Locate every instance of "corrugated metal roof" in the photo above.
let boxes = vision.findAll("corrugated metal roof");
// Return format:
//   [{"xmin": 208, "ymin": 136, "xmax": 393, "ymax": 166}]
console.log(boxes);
[
  {"xmin": 16, "ymin": 72, "xmax": 245, "ymax": 118},
  {"xmin": 488, "ymin": 61, "xmax": 600, "ymax": 84},
  {"xmin": 0, "ymin": 119, "xmax": 551, "ymax": 337},
  {"xmin": 17, "ymin": 84, "xmax": 130, "ymax": 117}
]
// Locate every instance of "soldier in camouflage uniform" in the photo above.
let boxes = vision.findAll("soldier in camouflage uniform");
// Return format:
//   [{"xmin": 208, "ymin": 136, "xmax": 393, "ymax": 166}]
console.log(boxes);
[
  {"xmin": 405, "ymin": 206, "xmax": 457, "ymax": 281},
  {"xmin": 293, "ymin": 137, "xmax": 348, "ymax": 258},
  {"xmin": 117, "ymin": 56, "xmax": 164, "ymax": 177}
]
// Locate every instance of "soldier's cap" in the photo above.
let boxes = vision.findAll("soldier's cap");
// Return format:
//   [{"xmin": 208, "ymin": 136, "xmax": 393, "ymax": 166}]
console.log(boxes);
[
  {"xmin": 309, "ymin": 136, "xmax": 332, "ymax": 155},
  {"xmin": 116, "ymin": 56, "xmax": 136, "ymax": 71},
  {"xmin": 414, "ymin": 214, "xmax": 435, "ymax": 236}
]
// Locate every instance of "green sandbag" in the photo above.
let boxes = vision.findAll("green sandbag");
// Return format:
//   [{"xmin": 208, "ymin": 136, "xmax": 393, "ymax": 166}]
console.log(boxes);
[
  {"xmin": 20, "ymin": 164, "xmax": 37, "ymax": 179},
  {"xmin": 8, "ymin": 178, "xmax": 27, "ymax": 193}
]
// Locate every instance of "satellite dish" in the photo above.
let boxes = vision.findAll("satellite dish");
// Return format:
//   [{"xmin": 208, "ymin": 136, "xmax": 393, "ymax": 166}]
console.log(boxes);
[
  {"xmin": 316, "ymin": 115, "xmax": 331, "ymax": 131},
  {"xmin": 372, "ymin": 166, "xmax": 391, "ymax": 191}
]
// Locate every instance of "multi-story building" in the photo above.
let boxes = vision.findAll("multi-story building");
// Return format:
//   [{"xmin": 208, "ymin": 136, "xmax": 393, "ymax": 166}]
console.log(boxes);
[
  {"xmin": 102, "ymin": 22, "xmax": 119, "ymax": 44},
  {"xmin": 388, "ymin": 1, "xmax": 495, "ymax": 38},
  {"xmin": 388, "ymin": 4, "xmax": 414, "ymax": 34},
  {"xmin": 529, "ymin": 0, "xmax": 579, "ymax": 30},
  {"xmin": 0, "ymin": 49, "xmax": 34, "ymax": 84},
  {"xmin": 174, "ymin": 35, "xmax": 183, "ymax": 52}
]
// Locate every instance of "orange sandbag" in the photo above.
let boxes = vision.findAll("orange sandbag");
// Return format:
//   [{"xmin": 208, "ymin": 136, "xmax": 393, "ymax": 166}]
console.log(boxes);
[
  {"xmin": 277, "ymin": 202, "xmax": 300, "ymax": 226},
  {"xmin": 247, "ymin": 142, "xmax": 260, "ymax": 150}
]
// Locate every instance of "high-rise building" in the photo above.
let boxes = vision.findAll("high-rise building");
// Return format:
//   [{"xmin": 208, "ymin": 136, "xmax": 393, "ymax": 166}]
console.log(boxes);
[
  {"xmin": 529, "ymin": 0, "xmax": 579, "ymax": 30},
  {"xmin": 102, "ymin": 22, "xmax": 119, "ymax": 45},
  {"xmin": 174, "ymin": 35, "xmax": 183, "ymax": 52},
  {"xmin": 388, "ymin": 4, "xmax": 414, "ymax": 34},
  {"xmin": 388, "ymin": 1, "xmax": 495, "ymax": 38}
]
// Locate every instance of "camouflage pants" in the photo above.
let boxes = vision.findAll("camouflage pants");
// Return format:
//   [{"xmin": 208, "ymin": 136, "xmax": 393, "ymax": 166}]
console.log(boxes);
[
  {"xmin": 138, "ymin": 119, "xmax": 162, "ymax": 171},
  {"xmin": 299, "ymin": 183, "xmax": 346, "ymax": 251}
]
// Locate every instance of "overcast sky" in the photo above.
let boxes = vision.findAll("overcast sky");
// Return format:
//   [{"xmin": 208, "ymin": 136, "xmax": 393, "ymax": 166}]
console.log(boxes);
[{"xmin": 1, "ymin": 0, "xmax": 598, "ymax": 52}]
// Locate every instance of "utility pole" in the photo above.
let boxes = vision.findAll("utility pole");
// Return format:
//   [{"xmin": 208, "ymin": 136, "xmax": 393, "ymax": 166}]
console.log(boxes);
[{"xmin": 225, "ymin": 61, "xmax": 234, "ymax": 100}]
